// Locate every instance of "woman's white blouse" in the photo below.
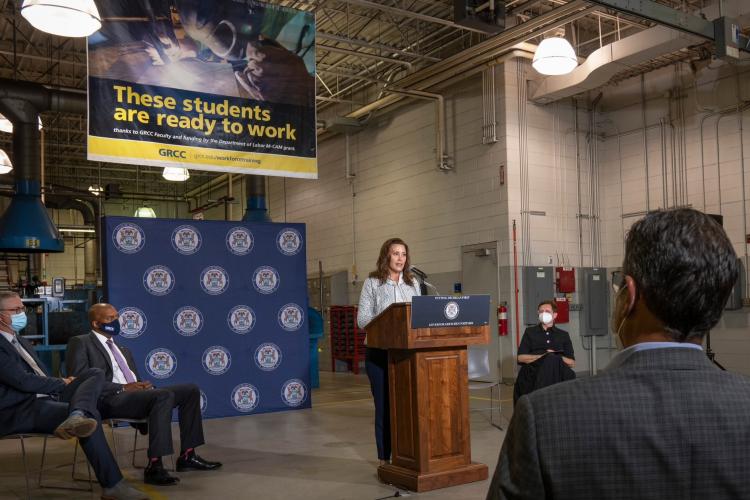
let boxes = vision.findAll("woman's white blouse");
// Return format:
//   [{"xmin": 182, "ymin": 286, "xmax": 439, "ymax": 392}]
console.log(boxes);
[{"xmin": 357, "ymin": 274, "xmax": 421, "ymax": 332}]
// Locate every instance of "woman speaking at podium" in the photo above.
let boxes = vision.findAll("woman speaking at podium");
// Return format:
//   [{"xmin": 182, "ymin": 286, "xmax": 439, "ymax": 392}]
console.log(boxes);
[{"xmin": 357, "ymin": 238, "xmax": 421, "ymax": 466}]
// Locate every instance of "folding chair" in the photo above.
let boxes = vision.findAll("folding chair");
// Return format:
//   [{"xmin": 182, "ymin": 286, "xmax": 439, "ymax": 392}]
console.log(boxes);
[
  {"xmin": 467, "ymin": 345, "xmax": 503, "ymax": 430},
  {"xmin": 1, "ymin": 433, "xmax": 92, "ymax": 499}
]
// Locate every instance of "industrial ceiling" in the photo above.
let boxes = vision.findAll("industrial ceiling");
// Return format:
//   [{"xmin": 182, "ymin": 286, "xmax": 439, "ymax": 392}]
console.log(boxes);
[{"xmin": 0, "ymin": 0, "xmax": 723, "ymax": 196}]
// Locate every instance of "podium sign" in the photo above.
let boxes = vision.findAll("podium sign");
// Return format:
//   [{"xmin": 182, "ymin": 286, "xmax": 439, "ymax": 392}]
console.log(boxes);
[{"xmin": 411, "ymin": 295, "xmax": 490, "ymax": 329}]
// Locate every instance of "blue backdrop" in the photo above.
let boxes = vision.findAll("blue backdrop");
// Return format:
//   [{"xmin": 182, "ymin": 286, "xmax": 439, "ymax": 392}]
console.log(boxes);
[{"xmin": 102, "ymin": 216, "xmax": 310, "ymax": 418}]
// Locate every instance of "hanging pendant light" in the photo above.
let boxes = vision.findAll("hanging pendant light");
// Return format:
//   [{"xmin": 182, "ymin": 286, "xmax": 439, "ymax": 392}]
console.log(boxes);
[
  {"xmin": 532, "ymin": 37, "xmax": 578, "ymax": 76},
  {"xmin": 0, "ymin": 149, "xmax": 13, "ymax": 174},
  {"xmin": 134, "ymin": 206, "xmax": 156, "ymax": 218},
  {"xmin": 21, "ymin": 0, "xmax": 102, "ymax": 38},
  {"xmin": 0, "ymin": 113, "xmax": 43, "ymax": 134},
  {"xmin": 162, "ymin": 167, "xmax": 190, "ymax": 182}
]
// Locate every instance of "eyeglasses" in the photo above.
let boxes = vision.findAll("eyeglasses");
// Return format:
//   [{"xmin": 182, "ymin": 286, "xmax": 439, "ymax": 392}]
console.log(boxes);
[
  {"xmin": 611, "ymin": 271, "xmax": 626, "ymax": 294},
  {"xmin": 0, "ymin": 307, "xmax": 25, "ymax": 314}
]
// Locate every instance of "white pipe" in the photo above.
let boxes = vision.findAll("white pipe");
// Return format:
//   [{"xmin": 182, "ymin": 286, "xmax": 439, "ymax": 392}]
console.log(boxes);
[{"xmin": 384, "ymin": 87, "xmax": 447, "ymax": 170}]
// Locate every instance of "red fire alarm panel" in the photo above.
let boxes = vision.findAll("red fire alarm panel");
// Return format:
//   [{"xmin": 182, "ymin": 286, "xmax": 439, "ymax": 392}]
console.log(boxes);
[
  {"xmin": 555, "ymin": 297, "xmax": 570, "ymax": 324},
  {"xmin": 556, "ymin": 266, "xmax": 576, "ymax": 293}
]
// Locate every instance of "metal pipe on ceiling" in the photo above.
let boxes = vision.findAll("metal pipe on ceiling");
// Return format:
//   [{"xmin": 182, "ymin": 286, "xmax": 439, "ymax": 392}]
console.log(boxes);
[
  {"xmin": 339, "ymin": 1, "xmax": 595, "ymax": 121},
  {"xmin": 331, "ymin": 0, "xmax": 493, "ymax": 34},
  {"xmin": 317, "ymin": 45, "xmax": 414, "ymax": 69}
]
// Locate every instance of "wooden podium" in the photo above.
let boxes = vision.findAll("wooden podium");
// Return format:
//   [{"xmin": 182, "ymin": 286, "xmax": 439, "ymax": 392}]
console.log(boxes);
[{"xmin": 366, "ymin": 302, "xmax": 489, "ymax": 492}]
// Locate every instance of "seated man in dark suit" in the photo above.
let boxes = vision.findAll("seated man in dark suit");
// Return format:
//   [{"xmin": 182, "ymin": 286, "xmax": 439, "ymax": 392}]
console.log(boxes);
[
  {"xmin": 513, "ymin": 300, "xmax": 575, "ymax": 405},
  {"xmin": 66, "ymin": 303, "xmax": 221, "ymax": 486},
  {"xmin": 0, "ymin": 291, "xmax": 146, "ymax": 500},
  {"xmin": 487, "ymin": 209, "xmax": 750, "ymax": 500}
]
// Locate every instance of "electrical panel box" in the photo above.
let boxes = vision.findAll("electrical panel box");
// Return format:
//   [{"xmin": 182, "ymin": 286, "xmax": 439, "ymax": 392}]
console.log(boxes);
[
  {"xmin": 523, "ymin": 266, "xmax": 553, "ymax": 325},
  {"xmin": 581, "ymin": 267, "xmax": 608, "ymax": 337},
  {"xmin": 725, "ymin": 258, "xmax": 745, "ymax": 310},
  {"xmin": 554, "ymin": 297, "xmax": 569, "ymax": 324},
  {"xmin": 555, "ymin": 267, "xmax": 575, "ymax": 293}
]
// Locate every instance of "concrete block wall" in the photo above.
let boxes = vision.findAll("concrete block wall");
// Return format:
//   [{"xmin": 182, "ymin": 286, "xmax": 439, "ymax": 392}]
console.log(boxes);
[
  {"xmin": 598, "ymin": 63, "xmax": 750, "ymax": 374},
  {"xmin": 269, "ymin": 70, "xmax": 509, "ymax": 291}
]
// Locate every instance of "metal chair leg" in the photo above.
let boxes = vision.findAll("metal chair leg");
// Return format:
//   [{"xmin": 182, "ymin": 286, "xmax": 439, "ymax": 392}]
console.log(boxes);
[
  {"xmin": 38, "ymin": 435, "xmax": 47, "ymax": 486},
  {"xmin": 132, "ymin": 429, "xmax": 138, "ymax": 468},
  {"xmin": 19, "ymin": 435, "xmax": 30, "ymax": 500}
]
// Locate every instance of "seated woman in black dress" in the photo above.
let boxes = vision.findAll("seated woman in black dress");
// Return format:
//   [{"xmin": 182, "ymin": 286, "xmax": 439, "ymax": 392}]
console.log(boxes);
[{"xmin": 513, "ymin": 300, "xmax": 576, "ymax": 405}]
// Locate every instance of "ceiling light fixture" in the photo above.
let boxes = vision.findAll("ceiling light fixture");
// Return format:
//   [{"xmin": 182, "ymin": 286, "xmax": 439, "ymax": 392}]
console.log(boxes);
[
  {"xmin": 162, "ymin": 167, "xmax": 190, "ymax": 182},
  {"xmin": 134, "ymin": 206, "xmax": 156, "ymax": 218},
  {"xmin": 21, "ymin": 0, "xmax": 102, "ymax": 38},
  {"xmin": 532, "ymin": 37, "xmax": 578, "ymax": 76},
  {"xmin": 88, "ymin": 184, "xmax": 103, "ymax": 196},
  {"xmin": 0, "ymin": 149, "xmax": 12, "ymax": 174},
  {"xmin": 0, "ymin": 113, "xmax": 43, "ymax": 134}
]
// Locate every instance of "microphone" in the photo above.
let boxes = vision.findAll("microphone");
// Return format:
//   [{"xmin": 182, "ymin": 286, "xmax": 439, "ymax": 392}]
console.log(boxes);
[
  {"xmin": 409, "ymin": 266, "xmax": 428, "ymax": 279},
  {"xmin": 409, "ymin": 266, "xmax": 439, "ymax": 295}
]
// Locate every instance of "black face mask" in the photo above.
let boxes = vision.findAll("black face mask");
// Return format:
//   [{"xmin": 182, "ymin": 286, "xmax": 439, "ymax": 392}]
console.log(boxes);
[{"xmin": 99, "ymin": 319, "xmax": 121, "ymax": 336}]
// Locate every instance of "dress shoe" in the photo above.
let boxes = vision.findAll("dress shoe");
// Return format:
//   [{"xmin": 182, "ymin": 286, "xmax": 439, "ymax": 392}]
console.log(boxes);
[
  {"xmin": 101, "ymin": 479, "xmax": 149, "ymax": 500},
  {"xmin": 176, "ymin": 451, "xmax": 222, "ymax": 472},
  {"xmin": 143, "ymin": 460, "xmax": 179, "ymax": 486},
  {"xmin": 54, "ymin": 414, "xmax": 98, "ymax": 440}
]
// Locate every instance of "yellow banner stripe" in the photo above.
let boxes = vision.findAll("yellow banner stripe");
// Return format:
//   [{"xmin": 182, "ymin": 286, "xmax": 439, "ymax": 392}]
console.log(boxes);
[{"xmin": 88, "ymin": 136, "xmax": 318, "ymax": 179}]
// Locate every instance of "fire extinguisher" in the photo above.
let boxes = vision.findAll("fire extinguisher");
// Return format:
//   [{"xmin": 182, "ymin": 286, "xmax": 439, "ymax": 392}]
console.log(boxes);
[{"xmin": 497, "ymin": 304, "xmax": 508, "ymax": 336}]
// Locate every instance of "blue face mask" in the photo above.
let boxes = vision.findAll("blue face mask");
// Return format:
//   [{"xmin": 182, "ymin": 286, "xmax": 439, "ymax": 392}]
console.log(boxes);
[
  {"xmin": 100, "ymin": 319, "xmax": 120, "ymax": 336},
  {"xmin": 11, "ymin": 312, "xmax": 27, "ymax": 332}
]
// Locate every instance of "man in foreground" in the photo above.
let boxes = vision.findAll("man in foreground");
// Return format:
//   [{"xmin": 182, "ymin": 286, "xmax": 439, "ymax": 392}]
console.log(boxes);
[
  {"xmin": 487, "ymin": 208, "xmax": 749, "ymax": 500},
  {"xmin": 0, "ymin": 291, "xmax": 146, "ymax": 500},
  {"xmin": 67, "ymin": 303, "xmax": 221, "ymax": 486}
]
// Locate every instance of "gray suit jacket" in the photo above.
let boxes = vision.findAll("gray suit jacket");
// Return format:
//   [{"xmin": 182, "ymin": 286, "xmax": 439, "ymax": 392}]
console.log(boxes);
[{"xmin": 487, "ymin": 347, "xmax": 750, "ymax": 500}]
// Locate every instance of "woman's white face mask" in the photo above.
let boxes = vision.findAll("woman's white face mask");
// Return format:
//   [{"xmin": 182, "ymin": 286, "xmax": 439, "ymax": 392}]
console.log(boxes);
[{"xmin": 539, "ymin": 311, "xmax": 554, "ymax": 325}]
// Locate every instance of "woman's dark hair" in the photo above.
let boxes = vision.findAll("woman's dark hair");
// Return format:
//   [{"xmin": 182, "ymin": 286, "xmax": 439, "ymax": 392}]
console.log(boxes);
[
  {"xmin": 369, "ymin": 238, "xmax": 415, "ymax": 286},
  {"xmin": 623, "ymin": 208, "xmax": 739, "ymax": 341}
]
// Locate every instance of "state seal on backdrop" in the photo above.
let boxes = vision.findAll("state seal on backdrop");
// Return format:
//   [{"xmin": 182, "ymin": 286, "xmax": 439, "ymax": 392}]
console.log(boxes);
[
  {"xmin": 171, "ymin": 225, "xmax": 202, "ymax": 255},
  {"xmin": 252, "ymin": 266, "xmax": 280, "ymax": 294},
  {"xmin": 200, "ymin": 266, "xmax": 229, "ymax": 295},
  {"xmin": 276, "ymin": 228, "xmax": 302, "ymax": 256},
  {"xmin": 227, "ymin": 305, "xmax": 256, "ymax": 334},
  {"xmin": 254, "ymin": 343, "xmax": 282, "ymax": 371},
  {"xmin": 231, "ymin": 383, "xmax": 259, "ymax": 413},
  {"xmin": 113, "ymin": 222, "xmax": 145, "ymax": 254},
  {"xmin": 202, "ymin": 345, "xmax": 231, "ymax": 375},
  {"xmin": 281, "ymin": 379, "xmax": 307, "ymax": 407},
  {"xmin": 226, "ymin": 227, "xmax": 254, "ymax": 255},
  {"xmin": 145, "ymin": 348, "xmax": 177, "ymax": 379},
  {"xmin": 118, "ymin": 307, "xmax": 147, "ymax": 339},
  {"xmin": 278, "ymin": 303, "xmax": 304, "ymax": 331},
  {"xmin": 143, "ymin": 266, "xmax": 175, "ymax": 296},
  {"xmin": 173, "ymin": 306, "xmax": 204, "ymax": 336}
]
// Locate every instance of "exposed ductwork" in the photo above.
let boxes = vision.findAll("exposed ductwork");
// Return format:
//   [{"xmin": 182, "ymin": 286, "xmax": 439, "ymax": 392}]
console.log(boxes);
[
  {"xmin": 243, "ymin": 175, "xmax": 270, "ymax": 222},
  {"xmin": 0, "ymin": 78, "xmax": 86, "ymax": 252},
  {"xmin": 531, "ymin": 26, "xmax": 704, "ymax": 104},
  {"xmin": 45, "ymin": 196, "xmax": 99, "ymax": 285}
]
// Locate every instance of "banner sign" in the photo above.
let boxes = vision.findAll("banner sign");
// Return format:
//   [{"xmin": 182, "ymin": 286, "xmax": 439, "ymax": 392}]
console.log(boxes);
[
  {"xmin": 411, "ymin": 295, "xmax": 490, "ymax": 329},
  {"xmin": 103, "ymin": 216, "xmax": 310, "ymax": 418},
  {"xmin": 87, "ymin": 0, "xmax": 317, "ymax": 179}
]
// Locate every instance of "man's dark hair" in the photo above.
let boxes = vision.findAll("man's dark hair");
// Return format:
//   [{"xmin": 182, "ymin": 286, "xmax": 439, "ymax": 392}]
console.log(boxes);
[
  {"xmin": 537, "ymin": 300, "xmax": 557, "ymax": 312},
  {"xmin": 623, "ymin": 208, "xmax": 739, "ymax": 341}
]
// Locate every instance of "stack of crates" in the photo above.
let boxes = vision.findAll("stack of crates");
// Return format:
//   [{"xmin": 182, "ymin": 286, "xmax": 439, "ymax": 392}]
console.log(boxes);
[{"xmin": 329, "ymin": 305, "xmax": 366, "ymax": 374}]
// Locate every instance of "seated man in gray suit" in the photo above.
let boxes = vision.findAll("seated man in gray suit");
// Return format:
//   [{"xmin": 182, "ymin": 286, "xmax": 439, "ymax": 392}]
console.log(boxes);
[{"xmin": 487, "ymin": 208, "xmax": 749, "ymax": 500}]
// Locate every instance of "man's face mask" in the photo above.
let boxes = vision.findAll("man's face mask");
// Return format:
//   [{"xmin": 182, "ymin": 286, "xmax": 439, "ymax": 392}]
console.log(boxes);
[{"xmin": 99, "ymin": 319, "xmax": 121, "ymax": 336}]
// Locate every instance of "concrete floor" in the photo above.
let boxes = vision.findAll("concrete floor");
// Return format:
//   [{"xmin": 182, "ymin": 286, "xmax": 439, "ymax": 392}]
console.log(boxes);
[{"xmin": 0, "ymin": 372, "xmax": 514, "ymax": 500}]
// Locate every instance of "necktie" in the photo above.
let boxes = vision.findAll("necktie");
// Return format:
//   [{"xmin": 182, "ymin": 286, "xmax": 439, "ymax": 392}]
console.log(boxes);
[
  {"xmin": 11, "ymin": 336, "xmax": 46, "ymax": 377},
  {"xmin": 106, "ymin": 339, "xmax": 136, "ymax": 384}
]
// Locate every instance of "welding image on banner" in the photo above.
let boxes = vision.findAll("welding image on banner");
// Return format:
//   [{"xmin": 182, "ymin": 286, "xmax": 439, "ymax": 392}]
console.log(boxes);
[{"xmin": 88, "ymin": 0, "xmax": 315, "ymax": 107}]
